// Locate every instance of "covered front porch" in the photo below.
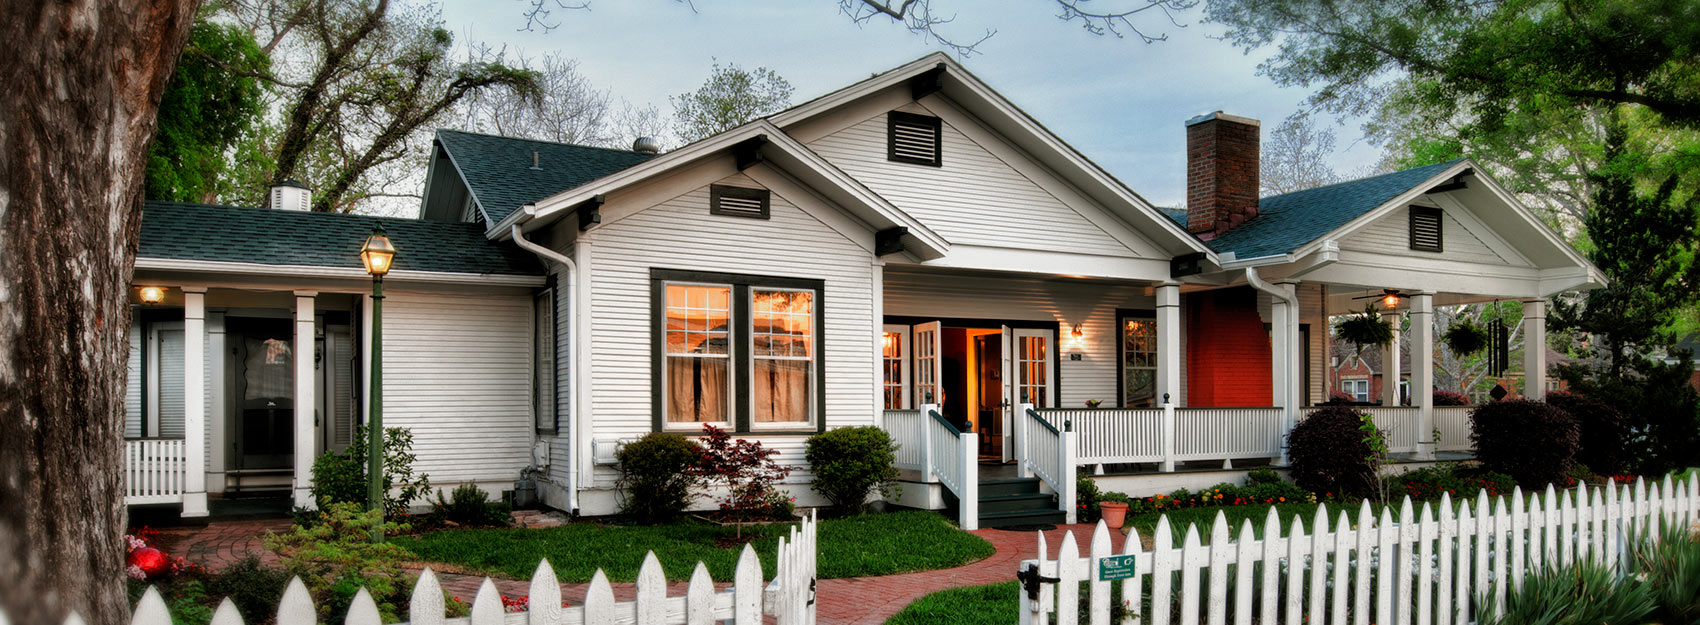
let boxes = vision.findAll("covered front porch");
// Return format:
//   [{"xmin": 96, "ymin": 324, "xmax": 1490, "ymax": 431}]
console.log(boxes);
[{"xmin": 123, "ymin": 285, "xmax": 363, "ymax": 517}]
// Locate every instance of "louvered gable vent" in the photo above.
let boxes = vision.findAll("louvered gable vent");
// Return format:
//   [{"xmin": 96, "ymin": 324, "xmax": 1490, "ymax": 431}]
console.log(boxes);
[
  {"xmin": 710, "ymin": 185, "xmax": 770, "ymax": 219},
  {"xmin": 1409, "ymin": 206, "xmax": 1443, "ymax": 252},
  {"xmin": 887, "ymin": 111, "xmax": 942, "ymax": 166}
]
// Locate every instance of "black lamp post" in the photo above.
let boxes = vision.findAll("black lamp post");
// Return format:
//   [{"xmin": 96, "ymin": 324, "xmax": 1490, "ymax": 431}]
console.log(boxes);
[{"xmin": 360, "ymin": 226, "xmax": 396, "ymax": 542}]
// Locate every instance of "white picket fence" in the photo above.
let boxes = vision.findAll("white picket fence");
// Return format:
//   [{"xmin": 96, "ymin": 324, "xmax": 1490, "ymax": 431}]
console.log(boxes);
[
  {"xmin": 1018, "ymin": 404, "xmax": 1077, "ymax": 524},
  {"xmin": 1021, "ymin": 476, "xmax": 1699, "ymax": 625},
  {"xmin": 883, "ymin": 405, "xmax": 979, "ymax": 530},
  {"xmin": 125, "ymin": 438, "xmax": 186, "ymax": 505},
  {"xmin": 72, "ymin": 513, "xmax": 819, "ymax": 625}
]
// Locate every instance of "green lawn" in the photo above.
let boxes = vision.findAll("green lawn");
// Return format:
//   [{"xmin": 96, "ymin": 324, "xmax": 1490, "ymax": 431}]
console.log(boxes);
[
  {"xmin": 885, "ymin": 582, "xmax": 1020, "ymax": 625},
  {"xmin": 394, "ymin": 510, "xmax": 994, "ymax": 583}
]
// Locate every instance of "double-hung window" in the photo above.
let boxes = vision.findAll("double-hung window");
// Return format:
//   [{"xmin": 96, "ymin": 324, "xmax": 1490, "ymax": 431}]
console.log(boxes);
[
  {"xmin": 654, "ymin": 269, "xmax": 823, "ymax": 433},
  {"xmin": 1342, "ymin": 379, "xmax": 1369, "ymax": 402}
]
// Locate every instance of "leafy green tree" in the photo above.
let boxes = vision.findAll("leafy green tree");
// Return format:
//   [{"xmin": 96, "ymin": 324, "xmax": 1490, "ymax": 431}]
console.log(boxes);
[
  {"xmin": 146, "ymin": 20, "xmax": 270, "ymax": 203},
  {"xmin": 671, "ymin": 62, "xmax": 794, "ymax": 143}
]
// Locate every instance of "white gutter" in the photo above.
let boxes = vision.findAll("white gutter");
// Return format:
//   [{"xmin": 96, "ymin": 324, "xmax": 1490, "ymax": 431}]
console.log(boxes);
[
  {"xmin": 1244, "ymin": 266, "xmax": 1300, "ymax": 465},
  {"xmin": 510, "ymin": 220, "xmax": 581, "ymax": 515}
]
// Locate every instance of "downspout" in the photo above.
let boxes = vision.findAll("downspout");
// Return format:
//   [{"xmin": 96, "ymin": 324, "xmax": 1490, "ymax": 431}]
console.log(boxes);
[
  {"xmin": 511, "ymin": 221, "xmax": 580, "ymax": 515},
  {"xmin": 1244, "ymin": 267, "xmax": 1300, "ymax": 464}
]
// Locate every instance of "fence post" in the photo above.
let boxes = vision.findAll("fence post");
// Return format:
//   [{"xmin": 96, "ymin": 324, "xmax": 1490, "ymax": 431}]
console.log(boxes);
[
  {"xmin": 961, "ymin": 428, "xmax": 979, "ymax": 531},
  {"xmin": 1061, "ymin": 419, "xmax": 1077, "ymax": 524},
  {"xmin": 919, "ymin": 403, "xmax": 936, "ymax": 484},
  {"xmin": 1159, "ymin": 401, "xmax": 1176, "ymax": 472}
]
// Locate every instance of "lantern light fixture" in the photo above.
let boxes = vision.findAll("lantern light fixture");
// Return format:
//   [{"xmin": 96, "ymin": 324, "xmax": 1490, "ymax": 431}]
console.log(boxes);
[
  {"xmin": 138, "ymin": 286, "xmax": 166, "ymax": 305},
  {"xmin": 361, "ymin": 226, "xmax": 397, "ymax": 277}
]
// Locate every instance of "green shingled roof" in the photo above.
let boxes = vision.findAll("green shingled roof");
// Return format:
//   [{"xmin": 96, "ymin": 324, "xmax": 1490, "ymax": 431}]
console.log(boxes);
[
  {"xmin": 435, "ymin": 129, "xmax": 657, "ymax": 224},
  {"xmin": 139, "ymin": 201, "xmax": 543, "ymax": 276},
  {"xmin": 1162, "ymin": 159, "xmax": 1465, "ymax": 259}
]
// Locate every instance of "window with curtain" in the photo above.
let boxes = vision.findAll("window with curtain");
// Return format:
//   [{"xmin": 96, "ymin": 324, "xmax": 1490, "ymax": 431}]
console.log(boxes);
[
  {"xmin": 752, "ymin": 289, "xmax": 813, "ymax": 426},
  {"xmin": 1121, "ymin": 316, "xmax": 1158, "ymax": 408},
  {"xmin": 654, "ymin": 270, "xmax": 823, "ymax": 433},
  {"xmin": 664, "ymin": 283, "xmax": 732, "ymax": 426}
]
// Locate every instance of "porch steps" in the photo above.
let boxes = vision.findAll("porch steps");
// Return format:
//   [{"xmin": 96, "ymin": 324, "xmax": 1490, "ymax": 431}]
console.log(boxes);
[{"xmin": 976, "ymin": 477, "xmax": 1066, "ymax": 529}]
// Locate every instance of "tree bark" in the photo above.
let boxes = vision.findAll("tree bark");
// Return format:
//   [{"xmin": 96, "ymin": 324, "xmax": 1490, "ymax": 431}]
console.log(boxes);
[{"xmin": 0, "ymin": 2, "xmax": 198, "ymax": 623}]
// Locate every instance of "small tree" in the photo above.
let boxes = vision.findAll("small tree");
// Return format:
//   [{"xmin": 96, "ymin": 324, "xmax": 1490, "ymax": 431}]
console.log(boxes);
[
  {"xmin": 308, "ymin": 426, "xmax": 430, "ymax": 520},
  {"xmin": 691, "ymin": 424, "xmax": 794, "ymax": 534},
  {"xmin": 671, "ymin": 62, "xmax": 793, "ymax": 142},
  {"xmin": 1287, "ymin": 405, "xmax": 1381, "ymax": 499}
]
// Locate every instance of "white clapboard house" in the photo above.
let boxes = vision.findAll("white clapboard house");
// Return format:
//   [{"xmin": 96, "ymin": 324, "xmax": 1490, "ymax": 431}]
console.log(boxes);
[{"xmin": 125, "ymin": 53, "xmax": 1602, "ymax": 527}]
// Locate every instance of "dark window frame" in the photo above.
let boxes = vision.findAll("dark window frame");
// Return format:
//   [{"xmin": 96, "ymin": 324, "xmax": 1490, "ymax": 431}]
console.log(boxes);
[
  {"xmin": 650, "ymin": 268, "xmax": 827, "ymax": 435},
  {"xmin": 533, "ymin": 280, "xmax": 558, "ymax": 435},
  {"xmin": 709, "ymin": 184, "xmax": 771, "ymax": 220},
  {"xmin": 886, "ymin": 111, "xmax": 943, "ymax": 167},
  {"xmin": 1409, "ymin": 206, "xmax": 1444, "ymax": 252}
]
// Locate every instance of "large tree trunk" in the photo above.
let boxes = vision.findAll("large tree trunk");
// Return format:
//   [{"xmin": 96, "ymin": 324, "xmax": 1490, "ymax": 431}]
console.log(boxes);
[{"xmin": 0, "ymin": 2, "xmax": 198, "ymax": 623}]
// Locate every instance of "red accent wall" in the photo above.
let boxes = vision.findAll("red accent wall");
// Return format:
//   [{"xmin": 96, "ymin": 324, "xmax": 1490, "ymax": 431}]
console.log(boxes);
[{"xmin": 1186, "ymin": 287, "xmax": 1273, "ymax": 407}]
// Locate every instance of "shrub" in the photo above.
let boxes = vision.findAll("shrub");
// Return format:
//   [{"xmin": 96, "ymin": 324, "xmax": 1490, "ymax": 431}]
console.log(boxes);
[
  {"xmin": 805, "ymin": 426, "xmax": 899, "ymax": 515},
  {"xmin": 1544, "ymin": 391, "xmax": 1631, "ymax": 476},
  {"xmin": 1246, "ymin": 467, "xmax": 1282, "ymax": 486},
  {"xmin": 1322, "ymin": 390, "xmax": 1357, "ymax": 405},
  {"xmin": 1384, "ymin": 464, "xmax": 1514, "ymax": 501},
  {"xmin": 429, "ymin": 484, "xmax": 512, "ymax": 527},
  {"xmin": 264, "ymin": 503, "xmax": 413, "ymax": 622},
  {"xmin": 1288, "ymin": 405, "xmax": 1381, "ymax": 499},
  {"xmin": 1629, "ymin": 524, "xmax": 1700, "ymax": 624},
  {"xmin": 615, "ymin": 432, "xmax": 703, "ymax": 524},
  {"xmin": 1470, "ymin": 399, "xmax": 1579, "ymax": 489},
  {"xmin": 309, "ymin": 426, "xmax": 430, "ymax": 520},
  {"xmin": 1433, "ymin": 390, "xmax": 1469, "ymax": 406},
  {"xmin": 1478, "ymin": 560, "xmax": 1656, "ymax": 625},
  {"xmin": 1077, "ymin": 476, "xmax": 1102, "ymax": 522},
  {"xmin": 203, "ymin": 556, "xmax": 291, "ymax": 624},
  {"xmin": 691, "ymin": 424, "xmax": 795, "ymax": 527}
]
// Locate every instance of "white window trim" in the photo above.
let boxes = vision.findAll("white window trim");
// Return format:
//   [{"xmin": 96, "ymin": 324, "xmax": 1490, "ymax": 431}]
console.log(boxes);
[
  {"xmin": 661, "ymin": 281, "xmax": 734, "ymax": 431},
  {"xmin": 749, "ymin": 287, "xmax": 817, "ymax": 430}
]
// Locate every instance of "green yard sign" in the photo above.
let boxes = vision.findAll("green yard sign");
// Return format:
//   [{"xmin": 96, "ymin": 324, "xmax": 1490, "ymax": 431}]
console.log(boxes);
[{"xmin": 1098, "ymin": 554, "xmax": 1137, "ymax": 581}]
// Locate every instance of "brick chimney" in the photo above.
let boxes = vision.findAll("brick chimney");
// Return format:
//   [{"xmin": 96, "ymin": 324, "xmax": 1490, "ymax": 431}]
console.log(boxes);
[{"xmin": 1185, "ymin": 112, "xmax": 1261, "ymax": 240}]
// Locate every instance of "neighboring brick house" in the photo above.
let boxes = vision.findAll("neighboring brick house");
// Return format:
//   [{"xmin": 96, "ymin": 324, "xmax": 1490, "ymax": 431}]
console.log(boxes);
[{"xmin": 1330, "ymin": 341, "xmax": 1410, "ymax": 404}]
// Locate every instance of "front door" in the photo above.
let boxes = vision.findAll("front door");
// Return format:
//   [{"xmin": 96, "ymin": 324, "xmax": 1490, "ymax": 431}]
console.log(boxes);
[
  {"xmin": 229, "ymin": 317, "xmax": 295, "ymax": 470},
  {"xmin": 974, "ymin": 332, "xmax": 1003, "ymax": 458},
  {"xmin": 913, "ymin": 322, "xmax": 942, "ymax": 407}
]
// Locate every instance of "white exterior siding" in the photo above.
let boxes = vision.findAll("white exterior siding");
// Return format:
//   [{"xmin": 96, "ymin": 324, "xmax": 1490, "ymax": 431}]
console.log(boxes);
[
  {"xmin": 1340, "ymin": 204, "xmax": 1516, "ymax": 266},
  {"xmin": 807, "ymin": 103, "xmax": 1133, "ymax": 256},
  {"xmin": 584, "ymin": 172, "xmax": 877, "ymax": 490},
  {"xmin": 126, "ymin": 318, "xmax": 143, "ymax": 438},
  {"xmin": 381, "ymin": 290, "xmax": 534, "ymax": 484},
  {"xmin": 882, "ymin": 269, "xmax": 1174, "ymax": 408}
]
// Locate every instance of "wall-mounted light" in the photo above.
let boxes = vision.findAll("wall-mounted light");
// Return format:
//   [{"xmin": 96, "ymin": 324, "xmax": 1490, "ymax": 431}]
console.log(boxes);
[
  {"xmin": 1072, "ymin": 324, "xmax": 1084, "ymax": 340},
  {"xmin": 138, "ymin": 286, "xmax": 166, "ymax": 305}
]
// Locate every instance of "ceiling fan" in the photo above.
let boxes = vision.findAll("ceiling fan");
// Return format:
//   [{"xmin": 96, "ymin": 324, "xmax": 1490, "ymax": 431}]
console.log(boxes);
[{"xmin": 1352, "ymin": 289, "xmax": 1405, "ymax": 308}]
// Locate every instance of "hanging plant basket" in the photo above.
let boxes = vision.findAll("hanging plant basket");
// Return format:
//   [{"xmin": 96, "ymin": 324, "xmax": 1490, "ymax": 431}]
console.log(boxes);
[
  {"xmin": 1334, "ymin": 305, "xmax": 1395, "ymax": 350},
  {"xmin": 1443, "ymin": 321, "xmax": 1491, "ymax": 356}
]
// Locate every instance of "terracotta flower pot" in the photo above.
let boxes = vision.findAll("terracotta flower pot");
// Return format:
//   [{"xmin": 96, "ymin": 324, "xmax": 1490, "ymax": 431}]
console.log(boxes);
[{"xmin": 1098, "ymin": 501, "xmax": 1130, "ymax": 529}]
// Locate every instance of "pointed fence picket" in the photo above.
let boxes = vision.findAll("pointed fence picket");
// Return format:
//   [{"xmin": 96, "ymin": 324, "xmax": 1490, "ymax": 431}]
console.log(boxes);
[
  {"xmin": 22, "ymin": 513, "xmax": 818, "ymax": 625},
  {"xmin": 1021, "ymin": 477, "xmax": 1700, "ymax": 625}
]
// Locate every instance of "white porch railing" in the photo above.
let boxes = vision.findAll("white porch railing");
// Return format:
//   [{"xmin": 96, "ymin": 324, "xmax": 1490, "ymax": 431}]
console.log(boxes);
[
  {"xmin": 1017, "ymin": 404, "xmax": 1077, "ymax": 524},
  {"xmin": 1435, "ymin": 405, "xmax": 1474, "ymax": 452},
  {"xmin": 98, "ymin": 513, "xmax": 818, "ymax": 625},
  {"xmin": 1171, "ymin": 407, "xmax": 1285, "ymax": 464},
  {"xmin": 1041, "ymin": 408, "xmax": 1165, "ymax": 465},
  {"xmin": 1020, "ymin": 476, "xmax": 1698, "ymax": 625},
  {"xmin": 1360, "ymin": 406, "xmax": 1423, "ymax": 454},
  {"xmin": 125, "ymin": 438, "xmax": 186, "ymax": 505},
  {"xmin": 882, "ymin": 405, "xmax": 978, "ymax": 530}
]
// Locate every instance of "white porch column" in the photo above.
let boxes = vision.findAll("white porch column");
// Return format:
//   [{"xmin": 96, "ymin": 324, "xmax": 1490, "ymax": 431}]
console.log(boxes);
[
  {"xmin": 1270, "ymin": 282, "xmax": 1301, "ymax": 465},
  {"xmin": 1523, "ymin": 299, "xmax": 1547, "ymax": 400},
  {"xmin": 1410, "ymin": 294, "xmax": 1435, "ymax": 460},
  {"xmin": 872, "ymin": 260, "xmax": 885, "ymax": 425},
  {"xmin": 1156, "ymin": 283, "xmax": 1182, "ymax": 407},
  {"xmin": 181, "ymin": 288, "xmax": 209, "ymax": 517},
  {"xmin": 1383, "ymin": 309, "xmax": 1403, "ymax": 406},
  {"xmin": 293, "ymin": 291, "xmax": 317, "ymax": 509}
]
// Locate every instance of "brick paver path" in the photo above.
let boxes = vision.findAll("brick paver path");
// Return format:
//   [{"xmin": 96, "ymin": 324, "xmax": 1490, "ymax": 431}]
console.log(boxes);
[{"xmin": 151, "ymin": 520, "xmax": 1123, "ymax": 625}]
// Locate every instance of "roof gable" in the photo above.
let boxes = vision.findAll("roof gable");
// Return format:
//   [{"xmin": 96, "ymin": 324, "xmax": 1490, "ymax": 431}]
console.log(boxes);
[
  {"xmin": 771, "ymin": 53, "xmax": 1212, "ymax": 259},
  {"xmin": 1204, "ymin": 159, "xmax": 1465, "ymax": 260},
  {"xmin": 433, "ymin": 129, "xmax": 655, "ymax": 225},
  {"xmin": 139, "ymin": 201, "xmax": 542, "ymax": 276}
]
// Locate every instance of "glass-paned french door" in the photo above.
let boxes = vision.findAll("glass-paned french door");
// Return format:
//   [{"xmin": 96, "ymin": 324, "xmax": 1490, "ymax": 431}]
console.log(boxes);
[
  {"xmin": 1013, "ymin": 328, "xmax": 1054, "ymax": 408},
  {"xmin": 880, "ymin": 324, "xmax": 911, "ymax": 409},
  {"xmin": 913, "ymin": 322, "xmax": 941, "ymax": 406},
  {"xmin": 1122, "ymin": 316, "xmax": 1158, "ymax": 407}
]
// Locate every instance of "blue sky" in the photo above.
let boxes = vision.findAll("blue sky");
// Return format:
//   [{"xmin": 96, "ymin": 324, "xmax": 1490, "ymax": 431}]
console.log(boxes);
[{"xmin": 441, "ymin": 0, "xmax": 1381, "ymax": 207}]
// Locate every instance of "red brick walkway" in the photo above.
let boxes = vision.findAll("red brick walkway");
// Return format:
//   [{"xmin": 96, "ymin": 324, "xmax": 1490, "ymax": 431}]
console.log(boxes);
[{"xmin": 150, "ymin": 520, "xmax": 1122, "ymax": 625}]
